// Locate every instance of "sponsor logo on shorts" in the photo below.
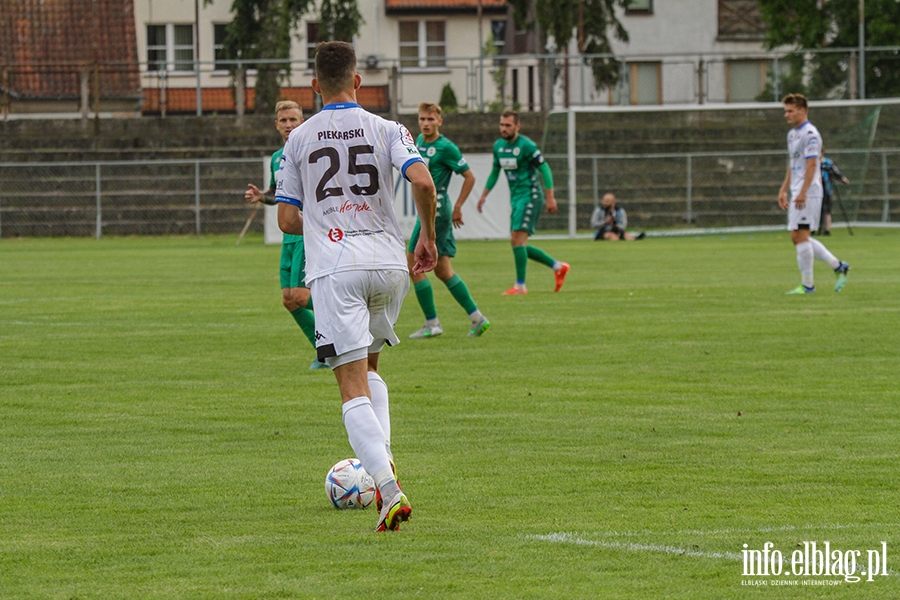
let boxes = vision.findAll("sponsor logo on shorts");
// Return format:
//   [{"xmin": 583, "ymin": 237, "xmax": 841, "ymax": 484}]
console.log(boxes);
[{"xmin": 328, "ymin": 228, "xmax": 344, "ymax": 242}]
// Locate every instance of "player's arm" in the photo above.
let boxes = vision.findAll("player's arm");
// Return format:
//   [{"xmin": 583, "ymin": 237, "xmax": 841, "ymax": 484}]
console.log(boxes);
[
  {"xmin": 778, "ymin": 167, "xmax": 791, "ymax": 210},
  {"xmin": 452, "ymin": 169, "xmax": 476, "ymax": 227},
  {"xmin": 794, "ymin": 157, "xmax": 817, "ymax": 209},
  {"xmin": 537, "ymin": 161, "xmax": 557, "ymax": 214},
  {"xmin": 277, "ymin": 202, "xmax": 303, "ymax": 235},
  {"xmin": 477, "ymin": 165, "xmax": 501, "ymax": 213},
  {"xmin": 831, "ymin": 162, "xmax": 850, "ymax": 184},
  {"xmin": 245, "ymin": 184, "xmax": 277, "ymax": 205},
  {"xmin": 406, "ymin": 161, "xmax": 438, "ymax": 274}
]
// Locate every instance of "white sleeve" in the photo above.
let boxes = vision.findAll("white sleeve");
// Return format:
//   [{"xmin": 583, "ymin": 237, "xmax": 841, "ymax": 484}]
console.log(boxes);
[
  {"xmin": 389, "ymin": 122, "xmax": 425, "ymax": 180},
  {"xmin": 804, "ymin": 131, "xmax": 821, "ymax": 160},
  {"xmin": 275, "ymin": 134, "xmax": 304, "ymax": 208}
]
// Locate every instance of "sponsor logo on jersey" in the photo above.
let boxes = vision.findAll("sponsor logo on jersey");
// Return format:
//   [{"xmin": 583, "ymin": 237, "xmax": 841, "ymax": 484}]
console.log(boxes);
[
  {"xmin": 317, "ymin": 128, "xmax": 365, "ymax": 141},
  {"xmin": 400, "ymin": 125, "xmax": 416, "ymax": 147},
  {"xmin": 500, "ymin": 157, "xmax": 518, "ymax": 170},
  {"xmin": 328, "ymin": 228, "xmax": 344, "ymax": 242},
  {"xmin": 458, "ymin": 158, "xmax": 466, "ymax": 166}
]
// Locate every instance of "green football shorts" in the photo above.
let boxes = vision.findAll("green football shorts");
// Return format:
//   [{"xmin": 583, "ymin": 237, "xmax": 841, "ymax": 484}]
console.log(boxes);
[
  {"xmin": 407, "ymin": 216, "xmax": 457, "ymax": 258},
  {"xmin": 510, "ymin": 192, "xmax": 544, "ymax": 235},
  {"xmin": 279, "ymin": 238, "xmax": 308, "ymax": 289}
]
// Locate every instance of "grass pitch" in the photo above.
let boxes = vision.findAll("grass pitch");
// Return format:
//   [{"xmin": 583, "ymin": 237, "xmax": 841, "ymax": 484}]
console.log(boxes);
[{"xmin": 1, "ymin": 229, "xmax": 899, "ymax": 599}]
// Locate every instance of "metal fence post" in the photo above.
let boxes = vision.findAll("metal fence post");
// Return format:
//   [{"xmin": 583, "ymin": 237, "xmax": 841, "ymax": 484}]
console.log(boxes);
[
  {"xmin": 195, "ymin": 160, "xmax": 202, "ymax": 235},
  {"xmin": 567, "ymin": 108, "xmax": 576, "ymax": 237},
  {"xmin": 592, "ymin": 156, "xmax": 599, "ymax": 207},
  {"xmin": 881, "ymin": 150, "xmax": 890, "ymax": 222},
  {"xmin": 95, "ymin": 163, "xmax": 102, "ymax": 239},
  {"xmin": 686, "ymin": 154, "xmax": 693, "ymax": 223}
]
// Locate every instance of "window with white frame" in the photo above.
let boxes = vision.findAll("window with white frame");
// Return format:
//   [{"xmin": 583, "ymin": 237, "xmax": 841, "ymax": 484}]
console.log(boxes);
[
  {"xmin": 491, "ymin": 19, "xmax": 506, "ymax": 52},
  {"xmin": 213, "ymin": 23, "xmax": 228, "ymax": 71},
  {"xmin": 626, "ymin": 0, "xmax": 653, "ymax": 14},
  {"xmin": 399, "ymin": 20, "xmax": 446, "ymax": 69},
  {"xmin": 306, "ymin": 22, "xmax": 320, "ymax": 71},
  {"xmin": 147, "ymin": 24, "xmax": 195, "ymax": 72}
]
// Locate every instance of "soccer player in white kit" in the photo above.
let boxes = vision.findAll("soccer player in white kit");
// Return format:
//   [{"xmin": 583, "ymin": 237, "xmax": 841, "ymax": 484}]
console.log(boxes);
[
  {"xmin": 275, "ymin": 42, "xmax": 438, "ymax": 531},
  {"xmin": 777, "ymin": 94, "xmax": 849, "ymax": 294}
]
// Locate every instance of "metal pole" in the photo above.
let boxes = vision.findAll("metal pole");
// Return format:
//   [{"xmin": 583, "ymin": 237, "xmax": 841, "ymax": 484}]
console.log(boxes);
[
  {"xmin": 859, "ymin": 0, "xmax": 865, "ymax": 100},
  {"xmin": 686, "ymin": 155, "xmax": 693, "ymax": 223},
  {"xmin": 881, "ymin": 150, "xmax": 890, "ymax": 222},
  {"xmin": 195, "ymin": 160, "xmax": 202, "ymax": 235},
  {"xmin": 195, "ymin": 0, "xmax": 202, "ymax": 116},
  {"xmin": 592, "ymin": 156, "xmax": 599, "ymax": 207},
  {"xmin": 478, "ymin": 0, "xmax": 484, "ymax": 111},
  {"xmin": 95, "ymin": 163, "xmax": 102, "ymax": 239},
  {"xmin": 567, "ymin": 108, "xmax": 577, "ymax": 237}
]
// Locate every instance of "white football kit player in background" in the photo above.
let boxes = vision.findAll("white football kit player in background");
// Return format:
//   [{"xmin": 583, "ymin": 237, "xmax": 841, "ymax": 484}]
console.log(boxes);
[
  {"xmin": 778, "ymin": 94, "xmax": 849, "ymax": 294},
  {"xmin": 275, "ymin": 41, "xmax": 437, "ymax": 532}
]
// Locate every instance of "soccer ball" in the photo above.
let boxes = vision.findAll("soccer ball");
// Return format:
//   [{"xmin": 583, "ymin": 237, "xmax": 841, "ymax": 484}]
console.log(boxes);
[{"xmin": 325, "ymin": 458, "xmax": 376, "ymax": 509}]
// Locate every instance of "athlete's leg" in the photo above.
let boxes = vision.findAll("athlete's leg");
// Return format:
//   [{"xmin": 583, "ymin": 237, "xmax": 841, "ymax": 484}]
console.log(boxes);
[
  {"xmin": 510, "ymin": 230, "xmax": 529, "ymax": 291},
  {"xmin": 407, "ymin": 250, "xmax": 437, "ymax": 320},
  {"xmin": 791, "ymin": 227, "xmax": 815, "ymax": 290}
]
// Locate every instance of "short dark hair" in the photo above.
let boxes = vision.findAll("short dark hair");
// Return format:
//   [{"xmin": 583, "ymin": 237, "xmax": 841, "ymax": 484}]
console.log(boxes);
[
  {"xmin": 782, "ymin": 93, "xmax": 808, "ymax": 110},
  {"xmin": 315, "ymin": 41, "xmax": 357, "ymax": 96},
  {"xmin": 500, "ymin": 109, "xmax": 519, "ymax": 124}
]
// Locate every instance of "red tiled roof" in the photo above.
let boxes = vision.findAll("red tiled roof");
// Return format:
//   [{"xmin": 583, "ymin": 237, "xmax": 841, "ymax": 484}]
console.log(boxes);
[
  {"xmin": 386, "ymin": 0, "xmax": 507, "ymax": 11},
  {"xmin": 0, "ymin": 0, "xmax": 140, "ymax": 99}
]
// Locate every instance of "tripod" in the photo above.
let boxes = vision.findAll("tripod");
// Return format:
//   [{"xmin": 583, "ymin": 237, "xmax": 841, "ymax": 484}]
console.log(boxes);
[{"xmin": 833, "ymin": 185, "xmax": 854, "ymax": 236}]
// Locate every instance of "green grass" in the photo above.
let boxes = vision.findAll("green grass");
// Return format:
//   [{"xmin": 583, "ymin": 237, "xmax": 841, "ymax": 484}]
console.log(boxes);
[{"xmin": 1, "ymin": 230, "xmax": 899, "ymax": 599}]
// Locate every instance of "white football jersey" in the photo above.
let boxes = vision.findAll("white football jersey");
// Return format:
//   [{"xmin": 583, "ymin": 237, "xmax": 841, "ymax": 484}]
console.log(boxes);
[
  {"xmin": 787, "ymin": 120, "xmax": 823, "ymax": 200},
  {"xmin": 276, "ymin": 103, "xmax": 424, "ymax": 283}
]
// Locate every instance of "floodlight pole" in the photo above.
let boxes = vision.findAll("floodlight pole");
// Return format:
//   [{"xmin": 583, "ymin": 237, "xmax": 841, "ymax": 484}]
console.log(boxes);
[{"xmin": 567, "ymin": 108, "xmax": 577, "ymax": 237}]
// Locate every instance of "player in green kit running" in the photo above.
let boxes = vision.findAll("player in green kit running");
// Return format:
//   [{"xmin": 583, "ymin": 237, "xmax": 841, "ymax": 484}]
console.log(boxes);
[
  {"xmin": 406, "ymin": 102, "xmax": 490, "ymax": 339},
  {"xmin": 244, "ymin": 100, "xmax": 329, "ymax": 370},
  {"xmin": 477, "ymin": 109, "xmax": 569, "ymax": 295}
]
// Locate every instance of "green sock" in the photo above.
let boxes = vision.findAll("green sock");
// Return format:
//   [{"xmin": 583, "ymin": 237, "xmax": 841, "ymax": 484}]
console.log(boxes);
[
  {"xmin": 414, "ymin": 278, "xmax": 438, "ymax": 320},
  {"xmin": 444, "ymin": 274, "xmax": 478, "ymax": 315},
  {"xmin": 513, "ymin": 245, "xmax": 528, "ymax": 284},
  {"xmin": 526, "ymin": 245, "xmax": 556, "ymax": 268},
  {"xmin": 290, "ymin": 306, "xmax": 317, "ymax": 349}
]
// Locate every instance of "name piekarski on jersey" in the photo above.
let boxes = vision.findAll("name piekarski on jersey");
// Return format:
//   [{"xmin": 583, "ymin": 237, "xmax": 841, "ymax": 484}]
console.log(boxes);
[{"xmin": 317, "ymin": 128, "xmax": 365, "ymax": 141}]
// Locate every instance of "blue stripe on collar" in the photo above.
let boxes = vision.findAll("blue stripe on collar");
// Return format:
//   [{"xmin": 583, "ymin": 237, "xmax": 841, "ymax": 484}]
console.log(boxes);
[{"xmin": 322, "ymin": 102, "xmax": 362, "ymax": 110}]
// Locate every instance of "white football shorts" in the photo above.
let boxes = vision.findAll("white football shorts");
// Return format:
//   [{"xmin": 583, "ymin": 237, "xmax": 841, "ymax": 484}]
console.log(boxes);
[
  {"xmin": 787, "ymin": 193, "xmax": 822, "ymax": 232},
  {"xmin": 309, "ymin": 269, "xmax": 409, "ymax": 369}
]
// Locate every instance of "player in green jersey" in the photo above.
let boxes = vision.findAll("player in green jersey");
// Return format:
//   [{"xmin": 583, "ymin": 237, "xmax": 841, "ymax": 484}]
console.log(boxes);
[
  {"xmin": 244, "ymin": 100, "xmax": 328, "ymax": 370},
  {"xmin": 477, "ymin": 109, "xmax": 569, "ymax": 295},
  {"xmin": 406, "ymin": 102, "xmax": 490, "ymax": 339}
]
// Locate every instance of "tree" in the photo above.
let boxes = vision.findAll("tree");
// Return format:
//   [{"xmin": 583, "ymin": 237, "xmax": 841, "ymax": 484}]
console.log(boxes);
[
  {"xmin": 506, "ymin": 0, "xmax": 629, "ymax": 90},
  {"xmin": 758, "ymin": 0, "xmax": 900, "ymax": 99},
  {"xmin": 213, "ymin": 0, "xmax": 362, "ymax": 114}
]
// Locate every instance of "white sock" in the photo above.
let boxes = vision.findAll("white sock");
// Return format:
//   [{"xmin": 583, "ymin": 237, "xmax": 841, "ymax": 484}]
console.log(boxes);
[
  {"xmin": 367, "ymin": 372, "xmax": 391, "ymax": 457},
  {"xmin": 425, "ymin": 317, "xmax": 440, "ymax": 327},
  {"xmin": 808, "ymin": 238, "xmax": 840, "ymax": 270},
  {"xmin": 552, "ymin": 261, "xmax": 562, "ymax": 271},
  {"xmin": 341, "ymin": 397, "xmax": 393, "ymax": 488},
  {"xmin": 795, "ymin": 241, "xmax": 815, "ymax": 288},
  {"xmin": 468, "ymin": 309, "xmax": 483, "ymax": 323}
]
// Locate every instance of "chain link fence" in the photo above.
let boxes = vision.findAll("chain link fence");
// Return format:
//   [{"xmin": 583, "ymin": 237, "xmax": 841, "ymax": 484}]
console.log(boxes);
[
  {"xmin": 3, "ymin": 149, "xmax": 892, "ymax": 238},
  {"xmin": 539, "ymin": 148, "xmax": 900, "ymax": 233},
  {"xmin": 0, "ymin": 158, "xmax": 264, "ymax": 238}
]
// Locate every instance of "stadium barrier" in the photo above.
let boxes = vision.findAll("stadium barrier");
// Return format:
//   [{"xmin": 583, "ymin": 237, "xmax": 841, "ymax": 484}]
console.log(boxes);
[{"xmin": 1, "ymin": 147, "xmax": 895, "ymax": 240}]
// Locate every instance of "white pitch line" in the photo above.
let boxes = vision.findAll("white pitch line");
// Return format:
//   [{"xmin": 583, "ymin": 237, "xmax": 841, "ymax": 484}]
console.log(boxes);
[
  {"xmin": 527, "ymin": 532, "xmax": 742, "ymax": 561},
  {"xmin": 578, "ymin": 522, "xmax": 900, "ymax": 540}
]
